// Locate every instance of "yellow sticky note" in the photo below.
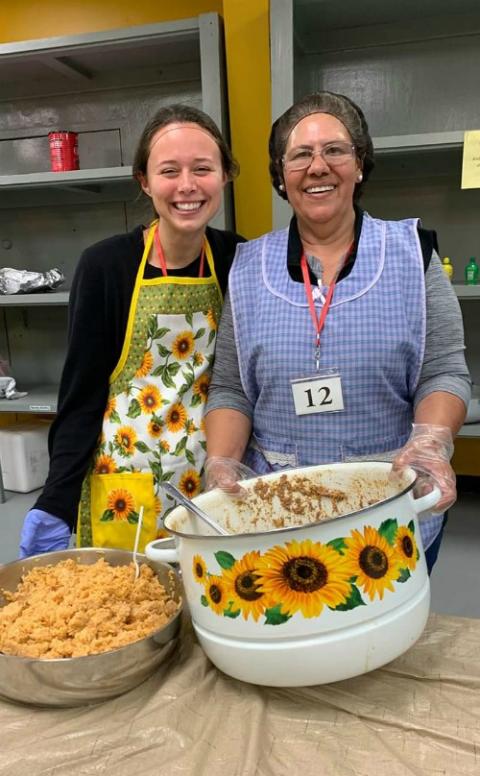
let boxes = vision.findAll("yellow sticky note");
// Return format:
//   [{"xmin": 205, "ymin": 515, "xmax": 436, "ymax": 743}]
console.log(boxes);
[{"xmin": 461, "ymin": 130, "xmax": 480, "ymax": 189}]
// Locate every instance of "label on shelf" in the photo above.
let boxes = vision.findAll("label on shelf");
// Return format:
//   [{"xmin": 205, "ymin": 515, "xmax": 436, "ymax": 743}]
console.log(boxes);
[{"xmin": 461, "ymin": 130, "xmax": 480, "ymax": 189}]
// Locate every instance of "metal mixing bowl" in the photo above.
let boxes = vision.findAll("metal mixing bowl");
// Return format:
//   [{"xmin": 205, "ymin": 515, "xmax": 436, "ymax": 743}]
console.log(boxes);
[{"xmin": 0, "ymin": 547, "xmax": 182, "ymax": 707}]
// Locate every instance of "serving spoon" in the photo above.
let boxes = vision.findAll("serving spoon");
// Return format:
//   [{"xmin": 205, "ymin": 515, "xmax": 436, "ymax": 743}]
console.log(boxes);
[
  {"xmin": 162, "ymin": 481, "xmax": 230, "ymax": 536},
  {"xmin": 132, "ymin": 505, "xmax": 144, "ymax": 580}
]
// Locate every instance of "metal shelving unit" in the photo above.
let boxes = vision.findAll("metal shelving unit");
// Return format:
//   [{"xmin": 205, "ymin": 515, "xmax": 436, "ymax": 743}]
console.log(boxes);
[
  {"xmin": 0, "ymin": 292, "xmax": 69, "ymax": 306},
  {"xmin": 0, "ymin": 385, "xmax": 58, "ymax": 414}
]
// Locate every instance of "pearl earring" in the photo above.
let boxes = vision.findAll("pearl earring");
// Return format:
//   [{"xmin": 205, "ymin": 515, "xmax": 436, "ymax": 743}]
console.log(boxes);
[
  {"xmin": 279, "ymin": 183, "xmax": 285, "ymax": 191},
  {"xmin": 357, "ymin": 173, "xmax": 363, "ymax": 183}
]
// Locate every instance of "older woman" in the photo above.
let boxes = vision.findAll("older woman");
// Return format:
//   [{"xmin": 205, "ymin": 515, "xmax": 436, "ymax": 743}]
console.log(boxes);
[{"xmin": 205, "ymin": 91, "xmax": 471, "ymax": 573}]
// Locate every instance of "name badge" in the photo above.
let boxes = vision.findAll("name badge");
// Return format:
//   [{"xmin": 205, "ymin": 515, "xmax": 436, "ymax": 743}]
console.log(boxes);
[{"xmin": 291, "ymin": 372, "xmax": 344, "ymax": 416}]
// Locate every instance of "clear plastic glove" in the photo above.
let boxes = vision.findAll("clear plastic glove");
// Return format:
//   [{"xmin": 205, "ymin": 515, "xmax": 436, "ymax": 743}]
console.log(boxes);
[
  {"xmin": 19, "ymin": 509, "xmax": 71, "ymax": 559},
  {"xmin": 204, "ymin": 456, "xmax": 257, "ymax": 499},
  {"xmin": 391, "ymin": 424, "xmax": 456, "ymax": 513}
]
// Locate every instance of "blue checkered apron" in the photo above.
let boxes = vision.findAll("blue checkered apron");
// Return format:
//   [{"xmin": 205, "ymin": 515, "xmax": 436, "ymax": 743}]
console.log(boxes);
[{"xmin": 229, "ymin": 212, "xmax": 443, "ymax": 549}]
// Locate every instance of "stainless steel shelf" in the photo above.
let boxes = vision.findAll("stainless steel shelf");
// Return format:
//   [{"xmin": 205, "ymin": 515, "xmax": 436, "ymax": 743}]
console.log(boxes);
[
  {"xmin": 453, "ymin": 285, "xmax": 480, "ymax": 299},
  {"xmin": 0, "ymin": 166, "xmax": 133, "ymax": 191},
  {"xmin": 0, "ymin": 18, "xmax": 203, "ymax": 101},
  {"xmin": 0, "ymin": 166, "xmax": 137, "ymax": 208},
  {"xmin": 0, "ymin": 385, "xmax": 58, "ymax": 413},
  {"xmin": 373, "ymin": 131, "xmax": 464, "ymax": 153},
  {"xmin": 0, "ymin": 292, "xmax": 69, "ymax": 306}
]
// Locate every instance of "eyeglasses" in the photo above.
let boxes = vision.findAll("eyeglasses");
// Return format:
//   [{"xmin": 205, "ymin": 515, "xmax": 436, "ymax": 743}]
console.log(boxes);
[{"xmin": 282, "ymin": 141, "xmax": 356, "ymax": 172}]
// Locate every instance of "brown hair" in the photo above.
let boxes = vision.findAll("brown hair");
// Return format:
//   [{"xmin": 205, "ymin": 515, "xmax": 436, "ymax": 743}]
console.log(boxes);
[
  {"xmin": 132, "ymin": 103, "xmax": 239, "ymax": 182},
  {"xmin": 269, "ymin": 91, "xmax": 374, "ymax": 203}
]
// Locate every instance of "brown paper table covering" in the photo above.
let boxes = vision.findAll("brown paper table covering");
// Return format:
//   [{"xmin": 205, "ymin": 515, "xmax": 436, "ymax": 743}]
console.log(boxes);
[{"xmin": 0, "ymin": 613, "xmax": 478, "ymax": 776}]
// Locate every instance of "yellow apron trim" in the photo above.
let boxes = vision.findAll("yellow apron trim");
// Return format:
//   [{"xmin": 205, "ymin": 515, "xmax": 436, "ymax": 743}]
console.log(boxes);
[
  {"xmin": 142, "ymin": 275, "xmax": 216, "ymax": 286},
  {"xmin": 110, "ymin": 226, "xmax": 221, "ymax": 384},
  {"xmin": 110, "ymin": 223, "xmax": 156, "ymax": 383}
]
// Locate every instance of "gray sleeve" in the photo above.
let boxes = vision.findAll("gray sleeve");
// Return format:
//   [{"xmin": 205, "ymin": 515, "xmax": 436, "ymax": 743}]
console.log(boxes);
[
  {"xmin": 206, "ymin": 291, "xmax": 253, "ymax": 419},
  {"xmin": 413, "ymin": 252, "xmax": 472, "ymax": 409}
]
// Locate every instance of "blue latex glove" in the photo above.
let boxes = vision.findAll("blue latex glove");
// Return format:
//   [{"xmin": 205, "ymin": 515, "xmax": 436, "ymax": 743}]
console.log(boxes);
[{"xmin": 19, "ymin": 509, "xmax": 71, "ymax": 559}]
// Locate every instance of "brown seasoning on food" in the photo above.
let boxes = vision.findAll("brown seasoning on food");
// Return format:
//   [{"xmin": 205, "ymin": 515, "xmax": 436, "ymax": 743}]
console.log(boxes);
[{"xmin": 240, "ymin": 474, "xmax": 349, "ymax": 529}]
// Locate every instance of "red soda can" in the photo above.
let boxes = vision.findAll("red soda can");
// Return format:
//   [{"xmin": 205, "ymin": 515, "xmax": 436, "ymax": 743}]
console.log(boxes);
[{"xmin": 48, "ymin": 131, "xmax": 79, "ymax": 172}]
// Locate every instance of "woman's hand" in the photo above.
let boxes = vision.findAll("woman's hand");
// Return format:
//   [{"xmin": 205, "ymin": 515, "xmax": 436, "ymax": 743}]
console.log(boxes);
[
  {"xmin": 19, "ymin": 509, "xmax": 71, "ymax": 558},
  {"xmin": 204, "ymin": 456, "xmax": 256, "ymax": 498},
  {"xmin": 391, "ymin": 424, "xmax": 456, "ymax": 513}
]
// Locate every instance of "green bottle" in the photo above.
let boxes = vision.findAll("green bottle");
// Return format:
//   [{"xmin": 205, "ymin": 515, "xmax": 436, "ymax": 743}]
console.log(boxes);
[{"xmin": 465, "ymin": 257, "xmax": 479, "ymax": 285}]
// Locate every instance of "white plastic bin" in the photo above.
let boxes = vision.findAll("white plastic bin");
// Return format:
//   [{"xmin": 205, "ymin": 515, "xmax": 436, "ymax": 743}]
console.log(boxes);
[{"xmin": 0, "ymin": 422, "xmax": 51, "ymax": 492}]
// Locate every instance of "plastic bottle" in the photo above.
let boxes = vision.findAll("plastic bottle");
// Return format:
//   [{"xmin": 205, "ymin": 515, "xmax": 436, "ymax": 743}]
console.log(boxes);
[
  {"xmin": 465, "ymin": 257, "xmax": 479, "ymax": 285},
  {"xmin": 441, "ymin": 257, "xmax": 453, "ymax": 281}
]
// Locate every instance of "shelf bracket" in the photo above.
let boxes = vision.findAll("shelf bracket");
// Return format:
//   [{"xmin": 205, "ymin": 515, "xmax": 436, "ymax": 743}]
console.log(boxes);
[{"xmin": 42, "ymin": 55, "xmax": 93, "ymax": 82}]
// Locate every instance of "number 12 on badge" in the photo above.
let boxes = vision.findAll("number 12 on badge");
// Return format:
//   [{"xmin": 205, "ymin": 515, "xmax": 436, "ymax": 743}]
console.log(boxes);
[{"xmin": 291, "ymin": 373, "xmax": 344, "ymax": 416}]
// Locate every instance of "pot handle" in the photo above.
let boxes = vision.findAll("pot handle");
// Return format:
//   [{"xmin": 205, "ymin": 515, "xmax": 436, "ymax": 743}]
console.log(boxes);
[
  {"xmin": 409, "ymin": 485, "xmax": 442, "ymax": 515},
  {"xmin": 145, "ymin": 538, "xmax": 179, "ymax": 564}
]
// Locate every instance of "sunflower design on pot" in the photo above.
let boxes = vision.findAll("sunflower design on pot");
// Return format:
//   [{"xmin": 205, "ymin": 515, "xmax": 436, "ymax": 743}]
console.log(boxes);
[
  {"xmin": 256, "ymin": 540, "xmax": 353, "ymax": 618},
  {"xmin": 193, "ymin": 554, "xmax": 208, "ymax": 584},
  {"xmin": 203, "ymin": 575, "xmax": 229, "ymax": 616},
  {"xmin": 343, "ymin": 525, "xmax": 402, "ymax": 601},
  {"xmin": 222, "ymin": 551, "xmax": 271, "ymax": 622},
  {"xmin": 193, "ymin": 519, "xmax": 420, "ymax": 625},
  {"xmin": 395, "ymin": 522, "xmax": 418, "ymax": 572}
]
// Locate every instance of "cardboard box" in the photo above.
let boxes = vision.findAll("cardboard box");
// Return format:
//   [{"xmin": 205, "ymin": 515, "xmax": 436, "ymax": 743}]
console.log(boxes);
[{"xmin": 0, "ymin": 422, "xmax": 50, "ymax": 492}]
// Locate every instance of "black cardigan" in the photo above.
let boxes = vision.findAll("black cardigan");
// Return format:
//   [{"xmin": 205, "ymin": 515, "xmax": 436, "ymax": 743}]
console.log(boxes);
[{"xmin": 35, "ymin": 224, "xmax": 244, "ymax": 528}]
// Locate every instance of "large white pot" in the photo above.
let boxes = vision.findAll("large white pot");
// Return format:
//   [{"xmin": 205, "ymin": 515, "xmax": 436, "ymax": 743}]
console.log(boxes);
[{"xmin": 146, "ymin": 462, "xmax": 438, "ymax": 687}]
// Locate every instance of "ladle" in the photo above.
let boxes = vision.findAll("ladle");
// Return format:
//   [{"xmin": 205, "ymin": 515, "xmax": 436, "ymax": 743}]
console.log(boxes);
[{"xmin": 162, "ymin": 481, "xmax": 230, "ymax": 536}]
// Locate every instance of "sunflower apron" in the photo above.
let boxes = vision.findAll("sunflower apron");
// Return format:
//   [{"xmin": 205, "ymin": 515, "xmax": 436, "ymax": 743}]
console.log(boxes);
[{"xmin": 77, "ymin": 222, "xmax": 223, "ymax": 552}]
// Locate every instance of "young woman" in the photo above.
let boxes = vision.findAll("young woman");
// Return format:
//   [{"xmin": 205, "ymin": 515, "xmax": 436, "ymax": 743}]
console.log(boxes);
[{"xmin": 19, "ymin": 104, "xmax": 244, "ymax": 557}]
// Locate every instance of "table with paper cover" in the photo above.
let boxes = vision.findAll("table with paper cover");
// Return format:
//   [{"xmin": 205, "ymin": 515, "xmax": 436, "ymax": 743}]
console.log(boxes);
[{"xmin": 0, "ymin": 613, "xmax": 478, "ymax": 776}]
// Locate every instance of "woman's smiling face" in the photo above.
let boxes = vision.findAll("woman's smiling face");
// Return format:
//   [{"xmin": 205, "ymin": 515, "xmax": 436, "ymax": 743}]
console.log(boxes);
[
  {"xmin": 140, "ymin": 122, "xmax": 226, "ymax": 236},
  {"xmin": 283, "ymin": 113, "xmax": 362, "ymax": 232}
]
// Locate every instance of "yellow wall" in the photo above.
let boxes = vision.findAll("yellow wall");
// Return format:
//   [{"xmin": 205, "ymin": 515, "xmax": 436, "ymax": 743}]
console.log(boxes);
[
  {"xmin": 222, "ymin": 0, "xmax": 271, "ymax": 238},
  {"xmin": 0, "ymin": 1, "xmax": 223, "ymax": 39},
  {"xmin": 0, "ymin": 0, "xmax": 272, "ymax": 238}
]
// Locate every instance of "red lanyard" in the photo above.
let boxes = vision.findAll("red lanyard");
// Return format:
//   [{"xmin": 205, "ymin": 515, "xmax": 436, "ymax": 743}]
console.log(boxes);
[
  {"xmin": 300, "ymin": 245, "xmax": 352, "ymax": 370},
  {"xmin": 153, "ymin": 226, "xmax": 205, "ymax": 278}
]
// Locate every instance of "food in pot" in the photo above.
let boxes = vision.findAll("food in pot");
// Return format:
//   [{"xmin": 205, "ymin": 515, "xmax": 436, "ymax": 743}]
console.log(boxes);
[
  {"xmin": 0, "ymin": 558, "xmax": 179, "ymax": 659},
  {"xmin": 250, "ymin": 474, "xmax": 348, "ymax": 526},
  {"xmin": 180, "ymin": 469, "xmax": 410, "ymax": 535}
]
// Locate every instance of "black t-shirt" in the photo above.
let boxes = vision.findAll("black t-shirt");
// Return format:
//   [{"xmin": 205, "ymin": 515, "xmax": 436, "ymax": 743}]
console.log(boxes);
[{"xmin": 35, "ymin": 224, "xmax": 245, "ymax": 528}]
